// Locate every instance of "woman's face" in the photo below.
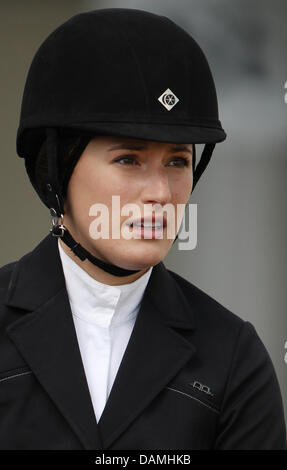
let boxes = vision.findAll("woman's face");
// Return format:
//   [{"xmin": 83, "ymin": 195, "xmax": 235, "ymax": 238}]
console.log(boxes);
[{"xmin": 63, "ymin": 135, "xmax": 193, "ymax": 272}]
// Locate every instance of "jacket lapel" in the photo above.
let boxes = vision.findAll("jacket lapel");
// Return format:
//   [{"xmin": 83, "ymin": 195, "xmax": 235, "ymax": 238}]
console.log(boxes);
[
  {"xmin": 96, "ymin": 260, "xmax": 197, "ymax": 449},
  {"xmin": 4, "ymin": 234, "xmax": 197, "ymax": 450},
  {"xmin": 4, "ymin": 234, "xmax": 102, "ymax": 450}
]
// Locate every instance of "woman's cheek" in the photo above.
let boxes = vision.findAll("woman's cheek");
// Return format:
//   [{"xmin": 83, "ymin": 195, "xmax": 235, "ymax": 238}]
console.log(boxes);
[{"xmin": 178, "ymin": 175, "xmax": 193, "ymax": 201}]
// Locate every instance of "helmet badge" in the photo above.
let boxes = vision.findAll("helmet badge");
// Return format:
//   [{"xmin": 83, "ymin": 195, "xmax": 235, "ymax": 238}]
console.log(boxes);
[{"xmin": 158, "ymin": 88, "xmax": 179, "ymax": 111}]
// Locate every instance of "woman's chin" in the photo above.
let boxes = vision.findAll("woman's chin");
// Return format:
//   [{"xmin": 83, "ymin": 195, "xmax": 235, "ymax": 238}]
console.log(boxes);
[{"xmin": 107, "ymin": 244, "xmax": 168, "ymax": 271}]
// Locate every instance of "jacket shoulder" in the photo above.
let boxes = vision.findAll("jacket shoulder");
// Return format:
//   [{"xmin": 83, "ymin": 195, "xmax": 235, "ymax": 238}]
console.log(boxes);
[
  {"xmin": 0, "ymin": 261, "xmax": 18, "ymax": 323},
  {"xmin": 167, "ymin": 268, "xmax": 244, "ymax": 330},
  {"xmin": 0, "ymin": 238, "xmax": 47, "ymax": 314},
  {"xmin": 0, "ymin": 261, "xmax": 17, "ymax": 293}
]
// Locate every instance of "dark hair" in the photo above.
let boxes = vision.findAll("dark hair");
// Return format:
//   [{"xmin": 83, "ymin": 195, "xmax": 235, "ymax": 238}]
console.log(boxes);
[{"xmin": 34, "ymin": 134, "xmax": 92, "ymax": 201}]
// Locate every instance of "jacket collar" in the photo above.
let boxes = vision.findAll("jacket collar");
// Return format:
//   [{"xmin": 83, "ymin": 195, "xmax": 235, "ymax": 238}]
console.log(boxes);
[
  {"xmin": 57, "ymin": 237, "xmax": 153, "ymax": 328},
  {"xmin": 4, "ymin": 234, "xmax": 197, "ymax": 449}
]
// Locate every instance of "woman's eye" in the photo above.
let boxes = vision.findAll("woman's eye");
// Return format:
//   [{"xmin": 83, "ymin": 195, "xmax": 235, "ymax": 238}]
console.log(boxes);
[
  {"xmin": 114, "ymin": 155, "xmax": 189, "ymax": 167},
  {"xmin": 114, "ymin": 155, "xmax": 138, "ymax": 165},
  {"xmin": 168, "ymin": 157, "xmax": 189, "ymax": 167}
]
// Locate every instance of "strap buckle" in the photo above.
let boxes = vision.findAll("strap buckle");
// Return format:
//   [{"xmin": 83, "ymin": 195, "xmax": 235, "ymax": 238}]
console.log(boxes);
[{"xmin": 49, "ymin": 208, "xmax": 66, "ymax": 237}]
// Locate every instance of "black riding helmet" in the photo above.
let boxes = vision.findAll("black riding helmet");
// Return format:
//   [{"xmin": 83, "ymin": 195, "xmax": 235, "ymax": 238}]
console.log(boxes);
[{"xmin": 16, "ymin": 8, "xmax": 226, "ymax": 276}]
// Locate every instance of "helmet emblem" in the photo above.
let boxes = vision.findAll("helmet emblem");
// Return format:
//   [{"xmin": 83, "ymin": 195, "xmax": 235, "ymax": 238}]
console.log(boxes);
[{"xmin": 158, "ymin": 88, "xmax": 179, "ymax": 110}]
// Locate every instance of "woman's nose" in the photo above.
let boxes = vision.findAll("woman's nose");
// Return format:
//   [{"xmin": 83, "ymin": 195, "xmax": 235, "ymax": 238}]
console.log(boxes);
[{"xmin": 141, "ymin": 170, "xmax": 172, "ymax": 206}]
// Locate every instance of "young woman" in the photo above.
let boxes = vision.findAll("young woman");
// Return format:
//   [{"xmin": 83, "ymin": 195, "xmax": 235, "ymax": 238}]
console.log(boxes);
[{"xmin": 0, "ymin": 8, "xmax": 286, "ymax": 450}]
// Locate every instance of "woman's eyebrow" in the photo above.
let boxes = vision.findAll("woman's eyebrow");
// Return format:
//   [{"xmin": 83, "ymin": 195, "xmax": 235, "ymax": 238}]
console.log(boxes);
[
  {"xmin": 169, "ymin": 146, "xmax": 192, "ymax": 154},
  {"xmin": 108, "ymin": 143, "xmax": 192, "ymax": 153}
]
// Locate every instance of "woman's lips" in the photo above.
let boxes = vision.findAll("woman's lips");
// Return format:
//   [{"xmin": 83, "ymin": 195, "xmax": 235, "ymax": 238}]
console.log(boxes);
[
  {"xmin": 126, "ymin": 216, "xmax": 167, "ymax": 229},
  {"xmin": 127, "ymin": 223, "xmax": 165, "ymax": 239},
  {"xmin": 124, "ymin": 216, "xmax": 167, "ymax": 239}
]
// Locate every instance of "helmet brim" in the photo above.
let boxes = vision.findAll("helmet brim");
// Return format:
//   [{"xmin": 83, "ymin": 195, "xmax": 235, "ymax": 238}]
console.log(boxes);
[{"xmin": 17, "ymin": 121, "xmax": 226, "ymax": 158}]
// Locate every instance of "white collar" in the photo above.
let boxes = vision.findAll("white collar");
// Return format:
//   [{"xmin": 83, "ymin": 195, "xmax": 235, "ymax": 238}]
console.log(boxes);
[{"xmin": 57, "ymin": 239, "xmax": 153, "ymax": 328}]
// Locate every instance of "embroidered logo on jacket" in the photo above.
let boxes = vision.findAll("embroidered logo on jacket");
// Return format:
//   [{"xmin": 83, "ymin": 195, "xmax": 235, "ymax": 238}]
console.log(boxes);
[{"xmin": 189, "ymin": 380, "xmax": 214, "ymax": 397}]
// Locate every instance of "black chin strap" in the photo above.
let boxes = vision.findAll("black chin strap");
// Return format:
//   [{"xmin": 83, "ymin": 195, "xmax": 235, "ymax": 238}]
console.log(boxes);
[
  {"xmin": 192, "ymin": 143, "xmax": 215, "ymax": 191},
  {"xmin": 61, "ymin": 229, "xmax": 141, "ymax": 277},
  {"xmin": 172, "ymin": 142, "xmax": 215, "ymax": 244},
  {"xmin": 46, "ymin": 128, "xmax": 216, "ymax": 275}
]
